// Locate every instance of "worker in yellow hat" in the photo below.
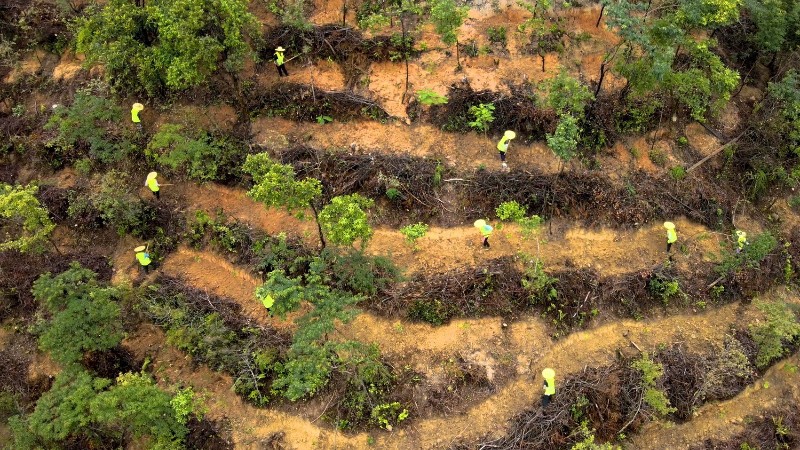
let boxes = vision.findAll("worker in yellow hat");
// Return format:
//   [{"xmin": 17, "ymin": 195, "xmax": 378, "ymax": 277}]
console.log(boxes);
[
  {"xmin": 735, "ymin": 230, "xmax": 748, "ymax": 254},
  {"xmin": 541, "ymin": 368, "xmax": 556, "ymax": 407},
  {"xmin": 275, "ymin": 46, "xmax": 289, "ymax": 77},
  {"xmin": 131, "ymin": 103, "xmax": 144, "ymax": 130},
  {"xmin": 145, "ymin": 171, "xmax": 161, "ymax": 200},
  {"xmin": 261, "ymin": 293, "xmax": 275, "ymax": 317},
  {"xmin": 497, "ymin": 130, "xmax": 516, "ymax": 168},
  {"xmin": 134, "ymin": 245, "xmax": 152, "ymax": 273},
  {"xmin": 474, "ymin": 219, "xmax": 493, "ymax": 249},
  {"xmin": 664, "ymin": 221, "xmax": 677, "ymax": 253}
]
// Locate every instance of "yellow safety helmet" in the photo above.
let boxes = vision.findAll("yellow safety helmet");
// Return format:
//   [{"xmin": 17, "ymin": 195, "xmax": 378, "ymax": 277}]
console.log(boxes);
[
  {"xmin": 146, "ymin": 171, "xmax": 158, "ymax": 180},
  {"xmin": 275, "ymin": 46, "xmax": 286, "ymax": 52},
  {"xmin": 134, "ymin": 245, "xmax": 147, "ymax": 252},
  {"xmin": 736, "ymin": 230, "xmax": 746, "ymax": 237},
  {"xmin": 542, "ymin": 368, "xmax": 555, "ymax": 379},
  {"xmin": 663, "ymin": 221, "xmax": 676, "ymax": 230},
  {"xmin": 504, "ymin": 130, "xmax": 516, "ymax": 139},
  {"xmin": 474, "ymin": 219, "xmax": 487, "ymax": 229},
  {"xmin": 132, "ymin": 103, "xmax": 144, "ymax": 112}
]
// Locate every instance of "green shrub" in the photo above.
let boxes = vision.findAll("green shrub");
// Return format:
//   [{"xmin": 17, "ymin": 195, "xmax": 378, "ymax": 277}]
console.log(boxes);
[
  {"xmin": 632, "ymin": 353, "xmax": 676, "ymax": 416},
  {"xmin": 319, "ymin": 194, "xmax": 375, "ymax": 247},
  {"xmin": 76, "ymin": 0, "xmax": 258, "ymax": 95},
  {"xmin": 322, "ymin": 248, "xmax": 400, "ymax": 296},
  {"xmin": 417, "ymin": 89, "xmax": 449, "ymax": 106},
  {"xmin": 408, "ymin": 299, "xmax": 454, "ymax": 325},
  {"xmin": 521, "ymin": 256, "xmax": 558, "ymax": 304},
  {"xmin": 468, "ymin": 103, "xmax": 496, "ymax": 133},
  {"xmin": 32, "ymin": 263, "xmax": 123, "ymax": 365},
  {"xmin": 544, "ymin": 71, "xmax": 594, "ymax": 118},
  {"xmin": 648, "ymin": 148, "xmax": 667, "ymax": 166},
  {"xmin": 68, "ymin": 170, "xmax": 151, "ymax": 237},
  {"xmin": 0, "ymin": 184, "xmax": 56, "ymax": 254},
  {"xmin": 750, "ymin": 301, "xmax": 800, "ymax": 368},
  {"xmin": 496, "ymin": 201, "xmax": 527, "ymax": 222},
  {"xmin": 45, "ymin": 93, "xmax": 126, "ymax": 165},
  {"xmin": 10, "ymin": 367, "xmax": 192, "ymax": 448},
  {"xmin": 147, "ymin": 124, "xmax": 244, "ymax": 181},
  {"xmin": 486, "ymin": 26, "xmax": 507, "ymax": 46},
  {"xmin": 669, "ymin": 166, "xmax": 687, "ymax": 180},
  {"xmin": 400, "ymin": 222, "xmax": 429, "ymax": 247},
  {"xmin": 715, "ymin": 231, "xmax": 778, "ymax": 275},
  {"xmin": 647, "ymin": 275, "xmax": 683, "ymax": 305},
  {"xmin": 385, "ymin": 187, "xmax": 402, "ymax": 200}
]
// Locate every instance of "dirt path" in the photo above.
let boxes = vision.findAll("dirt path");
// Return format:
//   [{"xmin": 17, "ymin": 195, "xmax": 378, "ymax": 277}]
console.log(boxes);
[
  {"xmin": 123, "ymin": 286, "xmax": 795, "ymax": 449},
  {"xmin": 630, "ymin": 352, "xmax": 800, "ymax": 449},
  {"xmin": 251, "ymin": 117, "xmax": 562, "ymax": 175}
]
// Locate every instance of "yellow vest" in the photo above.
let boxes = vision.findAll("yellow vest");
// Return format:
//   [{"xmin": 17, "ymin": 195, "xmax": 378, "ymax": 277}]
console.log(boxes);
[
  {"xmin": 497, "ymin": 136, "xmax": 511, "ymax": 152},
  {"xmin": 275, "ymin": 51, "xmax": 285, "ymax": 65},
  {"xmin": 666, "ymin": 229, "xmax": 677, "ymax": 244},
  {"xmin": 136, "ymin": 251, "xmax": 151, "ymax": 266},
  {"xmin": 147, "ymin": 178, "xmax": 159, "ymax": 192},
  {"xmin": 543, "ymin": 377, "xmax": 555, "ymax": 395},
  {"xmin": 737, "ymin": 233, "xmax": 747, "ymax": 249},
  {"xmin": 481, "ymin": 224, "xmax": 493, "ymax": 237},
  {"xmin": 131, "ymin": 108, "xmax": 141, "ymax": 123},
  {"xmin": 262, "ymin": 294, "xmax": 275, "ymax": 309}
]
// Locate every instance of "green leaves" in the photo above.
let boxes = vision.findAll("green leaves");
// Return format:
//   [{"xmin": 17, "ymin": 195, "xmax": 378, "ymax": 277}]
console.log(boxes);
[
  {"xmin": 0, "ymin": 184, "xmax": 55, "ymax": 254},
  {"xmin": 319, "ymin": 194, "xmax": 375, "ymax": 247},
  {"xmin": 45, "ymin": 93, "xmax": 123, "ymax": 164},
  {"xmin": 76, "ymin": 0, "xmax": 257, "ymax": 95},
  {"xmin": 429, "ymin": 0, "xmax": 468, "ymax": 46},
  {"xmin": 546, "ymin": 114, "xmax": 580, "ymax": 163},
  {"xmin": 32, "ymin": 263, "xmax": 124, "ymax": 365},
  {"xmin": 243, "ymin": 153, "xmax": 322, "ymax": 217},
  {"xmin": 544, "ymin": 71, "xmax": 594, "ymax": 118},
  {"xmin": 467, "ymin": 103, "xmax": 496, "ymax": 133}
]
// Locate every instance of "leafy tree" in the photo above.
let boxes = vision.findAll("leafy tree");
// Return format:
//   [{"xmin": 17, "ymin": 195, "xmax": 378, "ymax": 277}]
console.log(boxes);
[
  {"xmin": 32, "ymin": 263, "xmax": 124, "ymax": 365},
  {"xmin": 676, "ymin": 0, "xmax": 743, "ymax": 28},
  {"xmin": 11, "ymin": 368, "xmax": 109, "ymax": 447},
  {"xmin": 546, "ymin": 114, "xmax": 580, "ymax": 165},
  {"xmin": 76, "ymin": 0, "xmax": 258, "ymax": 95},
  {"xmin": 318, "ymin": 194, "xmax": 375, "ymax": 248},
  {"xmin": 360, "ymin": 0, "xmax": 422, "ymax": 100},
  {"xmin": 544, "ymin": 71, "xmax": 594, "ymax": 118},
  {"xmin": 269, "ymin": 0, "xmax": 313, "ymax": 29},
  {"xmin": 45, "ymin": 93, "xmax": 128, "ymax": 165},
  {"xmin": 430, "ymin": 0, "xmax": 469, "ymax": 70},
  {"xmin": 468, "ymin": 103, "xmax": 496, "ymax": 134},
  {"xmin": 400, "ymin": 222, "xmax": 429, "ymax": 248},
  {"xmin": 744, "ymin": 0, "xmax": 800, "ymax": 55},
  {"xmin": 91, "ymin": 372, "xmax": 189, "ymax": 447},
  {"xmin": 67, "ymin": 170, "xmax": 151, "ymax": 237},
  {"xmin": 10, "ymin": 369, "xmax": 192, "ymax": 449},
  {"xmin": 243, "ymin": 152, "xmax": 325, "ymax": 245},
  {"xmin": 417, "ymin": 89, "xmax": 449, "ymax": 105},
  {"xmin": 0, "ymin": 184, "xmax": 56, "ymax": 254},
  {"xmin": 147, "ymin": 124, "xmax": 242, "ymax": 181}
]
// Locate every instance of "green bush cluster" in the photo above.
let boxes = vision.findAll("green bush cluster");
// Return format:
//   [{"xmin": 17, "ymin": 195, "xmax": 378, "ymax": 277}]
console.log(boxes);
[
  {"xmin": 408, "ymin": 299, "xmax": 455, "ymax": 325},
  {"xmin": 715, "ymin": 231, "xmax": 778, "ymax": 276},
  {"xmin": 32, "ymin": 263, "xmax": 124, "ymax": 365},
  {"xmin": 0, "ymin": 184, "xmax": 56, "ymax": 254},
  {"xmin": 141, "ymin": 282, "xmax": 279, "ymax": 406},
  {"xmin": 45, "ymin": 93, "xmax": 132, "ymax": 165},
  {"xmin": 67, "ymin": 170, "xmax": 153, "ymax": 237},
  {"xmin": 76, "ymin": 0, "xmax": 258, "ymax": 95},
  {"xmin": 400, "ymin": 222, "xmax": 429, "ymax": 248},
  {"xmin": 495, "ymin": 201, "xmax": 543, "ymax": 238},
  {"xmin": 750, "ymin": 301, "xmax": 800, "ymax": 368},
  {"xmin": 10, "ymin": 368, "xmax": 193, "ymax": 449},
  {"xmin": 632, "ymin": 353, "xmax": 676, "ymax": 416},
  {"xmin": 147, "ymin": 124, "xmax": 245, "ymax": 181}
]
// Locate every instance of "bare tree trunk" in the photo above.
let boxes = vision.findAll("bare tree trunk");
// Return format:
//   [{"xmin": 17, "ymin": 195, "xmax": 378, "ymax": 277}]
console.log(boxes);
[
  {"xmin": 455, "ymin": 39, "xmax": 461, "ymax": 70},
  {"xmin": 309, "ymin": 203, "xmax": 327, "ymax": 249},
  {"xmin": 594, "ymin": 62, "xmax": 606, "ymax": 97},
  {"xmin": 541, "ymin": 53, "xmax": 545, "ymax": 72},
  {"xmin": 342, "ymin": 0, "xmax": 347, "ymax": 26},
  {"xmin": 402, "ymin": 15, "xmax": 410, "ymax": 103},
  {"xmin": 596, "ymin": 4, "xmax": 605, "ymax": 27}
]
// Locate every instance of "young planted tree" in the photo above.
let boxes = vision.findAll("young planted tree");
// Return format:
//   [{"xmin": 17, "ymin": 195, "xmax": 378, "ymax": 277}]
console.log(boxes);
[
  {"xmin": 318, "ymin": 194, "xmax": 375, "ymax": 248},
  {"xmin": 0, "ymin": 184, "xmax": 57, "ymax": 254},
  {"xmin": 546, "ymin": 114, "xmax": 580, "ymax": 170},
  {"xmin": 430, "ymin": 0, "xmax": 469, "ymax": 70},
  {"xmin": 242, "ymin": 153, "xmax": 325, "ymax": 247},
  {"xmin": 360, "ymin": 0, "xmax": 422, "ymax": 101},
  {"xmin": 76, "ymin": 0, "xmax": 258, "ymax": 95}
]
